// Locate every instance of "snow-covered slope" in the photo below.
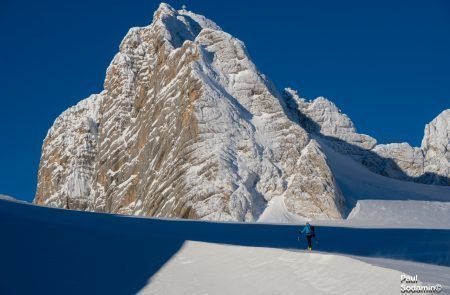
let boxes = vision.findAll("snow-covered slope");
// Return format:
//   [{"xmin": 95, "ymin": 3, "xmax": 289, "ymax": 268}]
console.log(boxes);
[
  {"xmin": 259, "ymin": 197, "xmax": 450, "ymax": 229},
  {"xmin": 139, "ymin": 241, "xmax": 443, "ymax": 295},
  {"xmin": 319, "ymin": 140, "xmax": 450, "ymax": 203},
  {"xmin": 0, "ymin": 194, "xmax": 18, "ymax": 202},
  {"xmin": 346, "ymin": 200, "xmax": 450, "ymax": 228},
  {"xmin": 315, "ymin": 200, "xmax": 450, "ymax": 229},
  {"xmin": 0, "ymin": 194, "xmax": 28, "ymax": 204},
  {"xmin": 2, "ymin": 199, "xmax": 449, "ymax": 294},
  {"xmin": 258, "ymin": 196, "xmax": 306, "ymax": 223}
]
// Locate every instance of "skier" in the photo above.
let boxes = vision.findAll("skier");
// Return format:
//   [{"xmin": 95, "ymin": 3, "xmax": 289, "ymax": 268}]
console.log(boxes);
[{"xmin": 300, "ymin": 222, "xmax": 315, "ymax": 251}]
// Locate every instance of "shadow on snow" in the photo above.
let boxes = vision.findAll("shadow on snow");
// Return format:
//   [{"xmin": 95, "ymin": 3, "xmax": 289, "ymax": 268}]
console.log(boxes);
[{"xmin": 1, "ymin": 200, "xmax": 449, "ymax": 295}]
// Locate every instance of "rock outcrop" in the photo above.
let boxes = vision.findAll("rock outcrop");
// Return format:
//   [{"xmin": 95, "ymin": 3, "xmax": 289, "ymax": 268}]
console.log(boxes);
[
  {"xmin": 372, "ymin": 143, "xmax": 424, "ymax": 179},
  {"xmin": 283, "ymin": 88, "xmax": 449, "ymax": 185},
  {"xmin": 283, "ymin": 88, "xmax": 377, "ymax": 150},
  {"xmin": 35, "ymin": 95, "xmax": 102, "ymax": 209},
  {"xmin": 421, "ymin": 110, "xmax": 450, "ymax": 184}
]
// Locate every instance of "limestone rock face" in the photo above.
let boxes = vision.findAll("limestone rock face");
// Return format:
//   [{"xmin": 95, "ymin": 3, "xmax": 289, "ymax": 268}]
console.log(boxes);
[
  {"xmin": 34, "ymin": 3, "xmax": 345, "ymax": 221},
  {"xmin": 35, "ymin": 95, "xmax": 102, "ymax": 209},
  {"xmin": 370, "ymin": 111, "xmax": 449, "ymax": 185},
  {"xmin": 421, "ymin": 110, "xmax": 450, "ymax": 184},
  {"xmin": 283, "ymin": 140, "xmax": 345, "ymax": 219},
  {"xmin": 284, "ymin": 88, "xmax": 449, "ymax": 185},
  {"xmin": 283, "ymin": 88, "xmax": 377, "ymax": 150},
  {"xmin": 372, "ymin": 143, "xmax": 424, "ymax": 179}
]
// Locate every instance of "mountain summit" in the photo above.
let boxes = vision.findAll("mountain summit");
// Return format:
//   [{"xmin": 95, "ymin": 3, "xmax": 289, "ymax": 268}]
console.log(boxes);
[{"xmin": 34, "ymin": 3, "xmax": 449, "ymax": 221}]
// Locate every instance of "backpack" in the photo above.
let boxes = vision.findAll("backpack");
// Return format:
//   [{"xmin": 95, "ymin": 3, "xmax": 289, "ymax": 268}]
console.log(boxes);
[{"xmin": 310, "ymin": 225, "xmax": 316, "ymax": 237}]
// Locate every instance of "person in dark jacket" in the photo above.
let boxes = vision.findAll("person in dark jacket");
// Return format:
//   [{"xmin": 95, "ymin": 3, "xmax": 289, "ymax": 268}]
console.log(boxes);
[{"xmin": 300, "ymin": 222, "xmax": 315, "ymax": 251}]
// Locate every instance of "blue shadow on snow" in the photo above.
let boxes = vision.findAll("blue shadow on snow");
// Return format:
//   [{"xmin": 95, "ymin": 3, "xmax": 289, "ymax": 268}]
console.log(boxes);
[{"xmin": 1, "ymin": 199, "xmax": 449, "ymax": 294}]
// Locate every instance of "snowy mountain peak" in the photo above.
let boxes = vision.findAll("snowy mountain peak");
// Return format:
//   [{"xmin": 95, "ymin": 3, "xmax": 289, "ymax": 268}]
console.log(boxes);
[
  {"xmin": 35, "ymin": 3, "xmax": 345, "ymax": 221},
  {"xmin": 148, "ymin": 2, "xmax": 221, "ymax": 50},
  {"xmin": 178, "ymin": 8, "xmax": 221, "ymax": 32},
  {"xmin": 34, "ymin": 3, "xmax": 449, "ymax": 221},
  {"xmin": 154, "ymin": 2, "xmax": 177, "ymax": 17}
]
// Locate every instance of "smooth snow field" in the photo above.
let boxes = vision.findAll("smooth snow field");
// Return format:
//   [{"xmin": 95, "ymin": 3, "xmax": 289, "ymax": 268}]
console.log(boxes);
[
  {"xmin": 260, "ymin": 197, "xmax": 450, "ymax": 229},
  {"xmin": 319, "ymin": 140, "xmax": 450, "ymax": 203},
  {"xmin": 1, "ymin": 199, "xmax": 450, "ymax": 295},
  {"xmin": 139, "ymin": 241, "xmax": 449, "ymax": 295},
  {"xmin": 321, "ymin": 199, "xmax": 450, "ymax": 229}
]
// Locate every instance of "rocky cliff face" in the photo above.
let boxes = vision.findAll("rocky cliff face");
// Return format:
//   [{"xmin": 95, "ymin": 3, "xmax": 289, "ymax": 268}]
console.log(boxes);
[
  {"xmin": 421, "ymin": 110, "xmax": 450, "ymax": 184},
  {"xmin": 283, "ymin": 89, "xmax": 449, "ymax": 185},
  {"xmin": 34, "ymin": 3, "xmax": 345, "ymax": 221},
  {"xmin": 35, "ymin": 95, "xmax": 102, "ymax": 209},
  {"xmin": 283, "ymin": 88, "xmax": 377, "ymax": 150}
]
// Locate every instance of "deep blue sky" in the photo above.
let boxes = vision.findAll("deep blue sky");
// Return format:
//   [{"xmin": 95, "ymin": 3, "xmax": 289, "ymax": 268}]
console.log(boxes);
[{"xmin": 1, "ymin": 0, "xmax": 449, "ymax": 201}]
